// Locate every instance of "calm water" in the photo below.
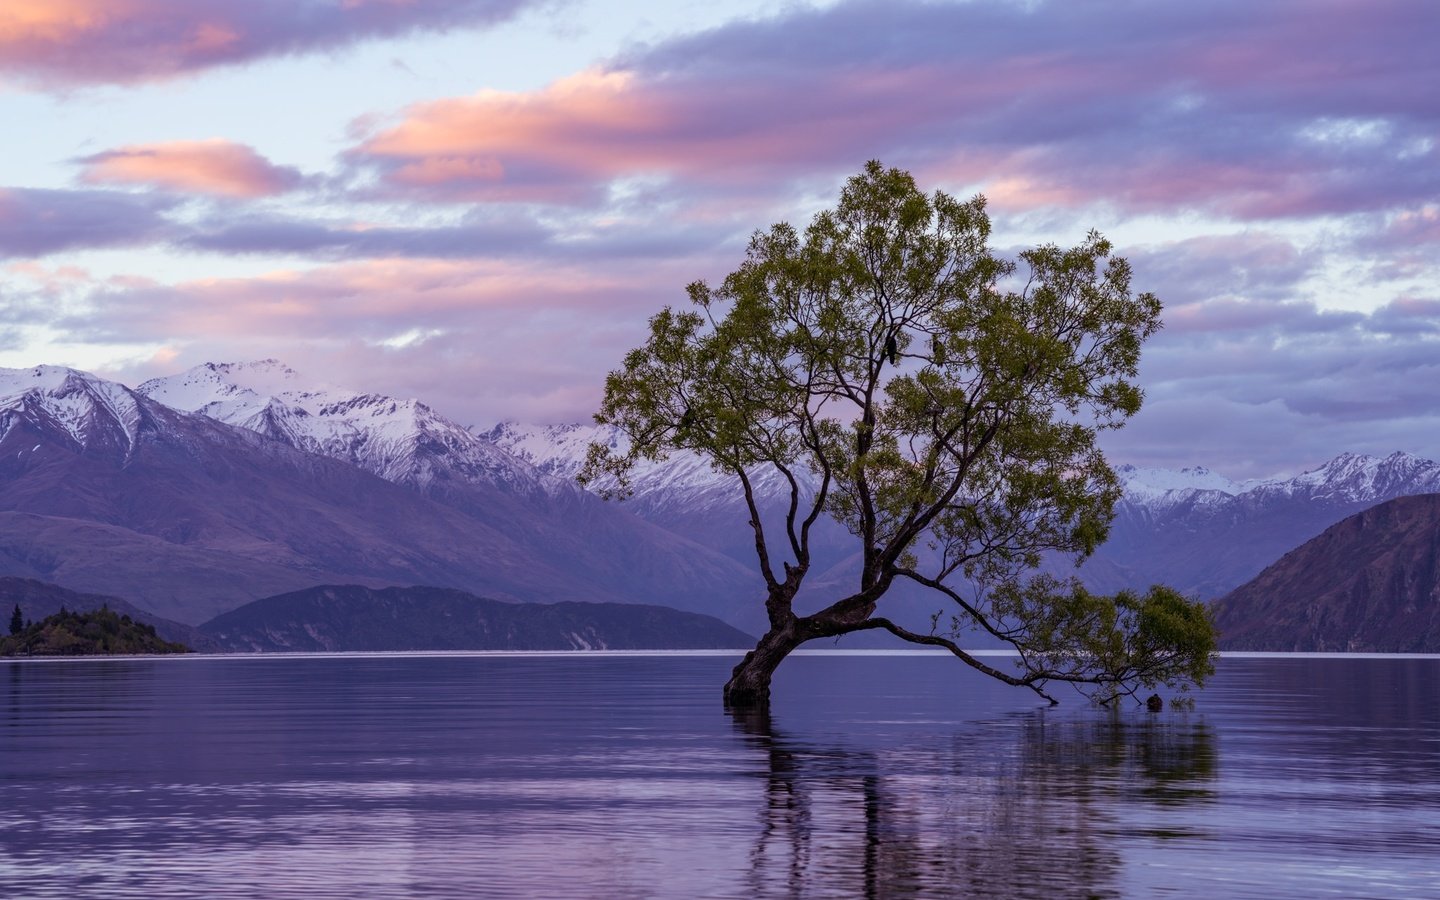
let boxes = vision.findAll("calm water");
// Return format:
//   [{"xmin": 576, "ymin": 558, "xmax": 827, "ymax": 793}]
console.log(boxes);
[{"xmin": 1, "ymin": 652, "xmax": 1437, "ymax": 898}]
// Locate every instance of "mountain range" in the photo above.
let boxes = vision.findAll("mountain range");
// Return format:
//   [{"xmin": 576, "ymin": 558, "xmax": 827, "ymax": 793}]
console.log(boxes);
[
  {"xmin": 5, "ymin": 359, "xmax": 1440, "ymax": 648},
  {"xmin": 1097, "ymin": 454, "xmax": 1440, "ymax": 600},
  {"xmin": 0, "ymin": 363, "xmax": 758, "ymax": 628},
  {"xmin": 494, "ymin": 420, "xmax": 1440, "ymax": 604}
]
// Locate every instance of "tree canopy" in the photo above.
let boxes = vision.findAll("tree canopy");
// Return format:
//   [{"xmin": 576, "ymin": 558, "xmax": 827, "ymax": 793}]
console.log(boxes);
[{"xmin": 582, "ymin": 161, "xmax": 1216, "ymax": 707}]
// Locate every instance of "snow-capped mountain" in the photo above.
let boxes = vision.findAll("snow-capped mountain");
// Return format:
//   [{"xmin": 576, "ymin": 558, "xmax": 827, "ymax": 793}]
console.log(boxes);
[
  {"xmin": 1, "ymin": 364, "xmax": 595, "ymax": 623},
  {"xmin": 138, "ymin": 361, "xmax": 764, "ymax": 627},
  {"xmin": 1, "ymin": 365, "xmax": 148, "ymax": 459},
  {"xmin": 1247, "ymin": 451, "xmax": 1440, "ymax": 503},
  {"xmin": 0, "ymin": 362, "xmax": 762, "ymax": 629},
  {"xmin": 490, "ymin": 417, "xmax": 1440, "ymax": 602},
  {"xmin": 139, "ymin": 360, "xmax": 555, "ymax": 498},
  {"xmin": 1116, "ymin": 452, "xmax": 1440, "ymax": 511},
  {"xmin": 1096, "ymin": 451, "xmax": 1440, "ymax": 599},
  {"xmin": 1115, "ymin": 463, "xmax": 1246, "ymax": 508},
  {"xmin": 485, "ymin": 421, "xmax": 802, "ymax": 513},
  {"xmin": 10, "ymin": 357, "xmax": 1440, "ymax": 632}
]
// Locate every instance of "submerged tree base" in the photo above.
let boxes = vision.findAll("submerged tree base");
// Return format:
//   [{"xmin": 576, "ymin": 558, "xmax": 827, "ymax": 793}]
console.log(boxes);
[{"xmin": 723, "ymin": 627, "xmax": 802, "ymax": 708}]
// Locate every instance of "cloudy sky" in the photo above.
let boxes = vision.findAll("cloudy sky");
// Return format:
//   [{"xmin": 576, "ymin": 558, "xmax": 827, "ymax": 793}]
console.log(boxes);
[{"xmin": 2, "ymin": 0, "xmax": 1437, "ymax": 477}]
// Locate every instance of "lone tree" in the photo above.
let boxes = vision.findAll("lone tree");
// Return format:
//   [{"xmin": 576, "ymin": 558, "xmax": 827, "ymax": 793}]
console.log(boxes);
[
  {"xmin": 9, "ymin": 604, "xmax": 21, "ymax": 637},
  {"xmin": 582, "ymin": 162, "xmax": 1216, "ymax": 707}
]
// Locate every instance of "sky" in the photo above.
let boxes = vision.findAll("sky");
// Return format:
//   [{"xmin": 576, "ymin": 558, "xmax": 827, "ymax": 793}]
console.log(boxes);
[{"xmin": 1, "ymin": 0, "xmax": 1437, "ymax": 478}]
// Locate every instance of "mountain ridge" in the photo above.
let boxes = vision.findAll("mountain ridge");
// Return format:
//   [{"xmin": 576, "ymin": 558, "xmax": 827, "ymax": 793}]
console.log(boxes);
[
  {"xmin": 1211, "ymin": 493, "xmax": 1440, "ymax": 651},
  {"xmin": 490, "ymin": 417, "xmax": 1440, "ymax": 600},
  {"xmin": 199, "ymin": 584, "xmax": 754, "ymax": 652},
  {"xmin": 136, "ymin": 360, "xmax": 764, "ymax": 628},
  {"xmin": 10, "ymin": 358, "xmax": 1440, "ymax": 641},
  {"xmin": 0, "ymin": 364, "xmax": 759, "ymax": 627}
]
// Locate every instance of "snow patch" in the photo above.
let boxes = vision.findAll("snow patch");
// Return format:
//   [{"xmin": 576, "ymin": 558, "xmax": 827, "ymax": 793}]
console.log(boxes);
[
  {"xmin": 0, "ymin": 365, "xmax": 144, "ymax": 454},
  {"xmin": 485, "ymin": 420, "xmax": 804, "ymax": 513},
  {"xmin": 1119, "ymin": 451, "xmax": 1440, "ymax": 512},
  {"xmin": 140, "ymin": 361, "xmax": 563, "ymax": 497}
]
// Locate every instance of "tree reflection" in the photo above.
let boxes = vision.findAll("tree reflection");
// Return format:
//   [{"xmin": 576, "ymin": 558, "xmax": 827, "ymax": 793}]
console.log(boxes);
[{"xmin": 731, "ymin": 707, "xmax": 1217, "ymax": 898}]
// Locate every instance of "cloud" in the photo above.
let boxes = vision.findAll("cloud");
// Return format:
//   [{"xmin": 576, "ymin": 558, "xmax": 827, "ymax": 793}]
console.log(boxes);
[
  {"xmin": 54, "ymin": 254, "xmax": 693, "ymax": 348},
  {"xmin": 179, "ymin": 207, "xmax": 735, "ymax": 262},
  {"xmin": 348, "ymin": 0, "xmax": 1440, "ymax": 220},
  {"xmin": 77, "ymin": 140, "xmax": 304, "ymax": 198},
  {"xmin": 350, "ymin": 65, "xmax": 938, "ymax": 204},
  {"xmin": 1097, "ymin": 288, "xmax": 1440, "ymax": 474},
  {"xmin": 50, "ymin": 254, "xmax": 707, "ymax": 425},
  {"xmin": 179, "ymin": 214, "xmax": 549, "ymax": 258},
  {"xmin": 0, "ymin": 187, "xmax": 175, "ymax": 257},
  {"xmin": 0, "ymin": 0, "xmax": 541, "ymax": 89},
  {"xmin": 10, "ymin": 0, "xmax": 1439, "ymax": 478},
  {"xmin": 1378, "ymin": 206, "xmax": 1440, "ymax": 249},
  {"xmin": 1128, "ymin": 234, "xmax": 1320, "ymax": 309},
  {"xmin": 0, "ymin": 183, "xmax": 735, "ymax": 266}
]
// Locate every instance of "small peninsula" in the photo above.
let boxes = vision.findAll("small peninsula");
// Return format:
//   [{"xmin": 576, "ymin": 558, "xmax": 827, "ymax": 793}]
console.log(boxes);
[{"xmin": 2, "ymin": 606, "xmax": 192, "ymax": 657}]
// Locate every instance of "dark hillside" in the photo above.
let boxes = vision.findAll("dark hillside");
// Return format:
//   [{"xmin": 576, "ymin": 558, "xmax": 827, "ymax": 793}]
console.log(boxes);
[
  {"xmin": 201, "ymin": 584, "xmax": 754, "ymax": 652},
  {"xmin": 1212, "ymin": 494, "xmax": 1440, "ymax": 651}
]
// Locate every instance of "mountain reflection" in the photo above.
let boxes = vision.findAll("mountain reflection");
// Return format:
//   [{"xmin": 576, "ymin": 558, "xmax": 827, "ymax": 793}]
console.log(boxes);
[{"xmin": 730, "ymin": 706, "xmax": 1218, "ymax": 898}]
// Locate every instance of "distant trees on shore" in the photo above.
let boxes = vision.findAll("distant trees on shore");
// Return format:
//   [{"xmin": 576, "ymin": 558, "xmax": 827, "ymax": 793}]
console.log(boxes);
[{"xmin": 0, "ymin": 606, "xmax": 191, "ymax": 657}]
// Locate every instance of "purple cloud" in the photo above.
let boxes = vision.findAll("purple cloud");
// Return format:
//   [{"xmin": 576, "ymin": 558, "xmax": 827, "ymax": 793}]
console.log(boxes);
[
  {"xmin": 1, "ymin": 0, "xmax": 541, "ymax": 89},
  {"xmin": 0, "ymin": 187, "xmax": 175, "ymax": 257},
  {"xmin": 1099, "ymin": 290, "xmax": 1440, "ymax": 474},
  {"xmin": 179, "ymin": 214, "xmax": 553, "ymax": 259},
  {"xmin": 178, "ymin": 211, "xmax": 733, "ymax": 262},
  {"xmin": 1126, "ymin": 234, "xmax": 1321, "ymax": 308}
]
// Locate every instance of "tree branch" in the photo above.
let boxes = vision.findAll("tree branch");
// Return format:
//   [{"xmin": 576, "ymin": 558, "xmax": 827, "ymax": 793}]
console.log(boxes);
[
  {"xmin": 854, "ymin": 617, "xmax": 1057, "ymax": 705},
  {"xmin": 736, "ymin": 466, "xmax": 779, "ymax": 591}
]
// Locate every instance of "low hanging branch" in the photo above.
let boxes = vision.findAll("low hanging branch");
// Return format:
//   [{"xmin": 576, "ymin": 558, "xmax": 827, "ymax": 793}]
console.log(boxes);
[{"xmin": 581, "ymin": 161, "xmax": 1217, "ymax": 709}]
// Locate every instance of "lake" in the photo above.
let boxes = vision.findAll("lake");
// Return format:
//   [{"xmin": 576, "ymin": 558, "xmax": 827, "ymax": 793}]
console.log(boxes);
[{"xmin": 2, "ymin": 652, "xmax": 1437, "ymax": 898}]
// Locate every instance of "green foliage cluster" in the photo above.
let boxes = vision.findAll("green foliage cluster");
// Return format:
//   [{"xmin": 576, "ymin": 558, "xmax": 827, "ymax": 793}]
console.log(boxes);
[
  {"xmin": 0, "ymin": 605, "xmax": 191, "ymax": 657},
  {"xmin": 584, "ymin": 161, "xmax": 1217, "ymax": 705}
]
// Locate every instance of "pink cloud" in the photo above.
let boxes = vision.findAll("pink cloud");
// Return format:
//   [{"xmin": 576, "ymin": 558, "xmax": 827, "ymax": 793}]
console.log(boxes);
[
  {"xmin": 71, "ymin": 256, "xmax": 696, "ymax": 345},
  {"xmin": 352, "ymin": 67, "xmax": 955, "ymax": 203},
  {"xmin": 55, "ymin": 255, "xmax": 709, "ymax": 424},
  {"xmin": 352, "ymin": 68, "xmax": 840, "ymax": 203},
  {"xmin": 1160, "ymin": 298, "xmax": 1354, "ymax": 337},
  {"xmin": 1381, "ymin": 206, "xmax": 1440, "ymax": 248},
  {"xmin": 0, "ymin": 0, "xmax": 537, "ymax": 88},
  {"xmin": 78, "ymin": 140, "xmax": 302, "ymax": 198},
  {"xmin": 347, "ymin": 0, "xmax": 1439, "ymax": 220}
]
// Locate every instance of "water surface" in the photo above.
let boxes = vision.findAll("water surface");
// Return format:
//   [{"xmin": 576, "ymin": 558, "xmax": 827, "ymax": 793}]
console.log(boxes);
[{"xmin": 2, "ymin": 652, "xmax": 1437, "ymax": 897}]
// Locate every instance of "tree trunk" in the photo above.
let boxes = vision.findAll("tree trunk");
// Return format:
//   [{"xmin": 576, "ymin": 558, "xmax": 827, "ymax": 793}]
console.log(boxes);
[{"xmin": 723, "ymin": 625, "xmax": 803, "ymax": 708}]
